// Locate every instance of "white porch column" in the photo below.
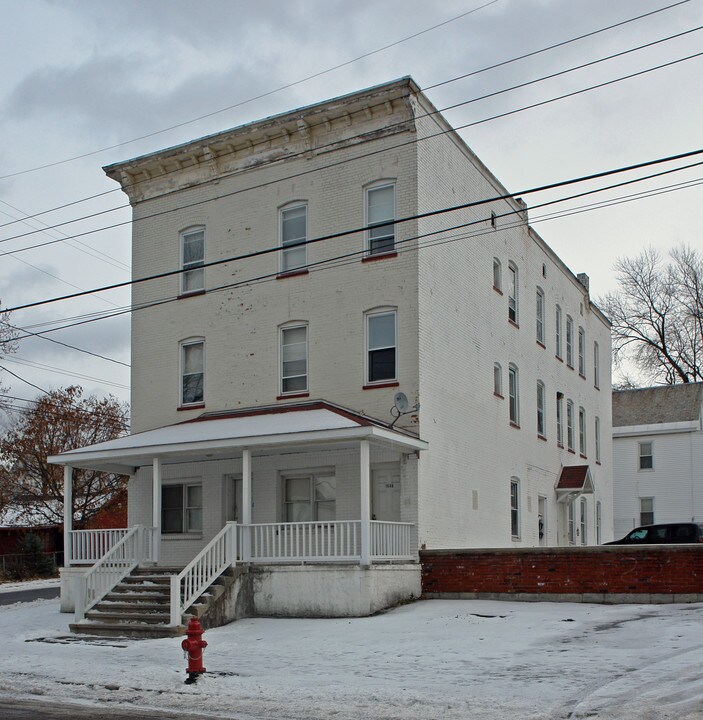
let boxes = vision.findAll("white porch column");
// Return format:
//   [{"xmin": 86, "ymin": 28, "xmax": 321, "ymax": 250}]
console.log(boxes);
[
  {"xmin": 152, "ymin": 457, "xmax": 162, "ymax": 564},
  {"xmin": 242, "ymin": 448, "xmax": 252, "ymax": 561},
  {"xmin": 360, "ymin": 440, "xmax": 371, "ymax": 567},
  {"xmin": 63, "ymin": 465, "xmax": 73, "ymax": 568}
]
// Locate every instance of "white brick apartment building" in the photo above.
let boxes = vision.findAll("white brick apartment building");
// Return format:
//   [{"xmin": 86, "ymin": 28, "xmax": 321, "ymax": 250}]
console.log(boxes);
[{"xmin": 52, "ymin": 77, "xmax": 613, "ymax": 623}]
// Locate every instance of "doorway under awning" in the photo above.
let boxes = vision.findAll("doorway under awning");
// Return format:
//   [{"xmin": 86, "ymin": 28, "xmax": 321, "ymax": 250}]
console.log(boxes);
[{"xmin": 555, "ymin": 465, "xmax": 594, "ymax": 503}]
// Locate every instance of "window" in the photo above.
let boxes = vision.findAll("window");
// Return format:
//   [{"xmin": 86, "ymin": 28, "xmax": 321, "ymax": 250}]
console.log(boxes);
[
  {"xmin": 493, "ymin": 258, "xmax": 502, "ymax": 291},
  {"xmin": 566, "ymin": 316, "xmax": 574, "ymax": 367},
  {"xmin": 595, "ymin": 416, "xmax": 601, "ymax": 462},
  {"xmin": 162, "ymin": 483, "xmax": 202, "ymax": 534},
  {"xmin": 536, "ymin": 381, "xmax": 546, "ymax": 438},
  {"xmin": 579, "ymin": 406, "xmax": 586, "ymax": 456},
  {"xmin": 284, "ymin": 472, "xmax": 336, "ymax": 522},
  {"xmin": 580, "ymin": 498, "xmax": 587, "ymax": 545},
  {"xmin": 181, "ymin": 339, "xmax": 204, "ymax": 406},
  {"xmin": 280, "ymin": 324, "xmax": 308, "ymax": 394},
  {"xmin": 280, "ymin": 204, "xmax": 307, "ymax": 272},
  {"xmin": 555, "ymin": 305, "xmax": 562, "ymax": 359},
  {"xmin": 367, "ymin": 310, "xmax": 396, "ymax": 383},
  {"xmin": 566, "ymin": 400, "xmax": 574, "ymax": 451},
  {"xmin": 639, "ymin": 442, "xmax": 653, "ymax": 470},
  {"xmin": 493, "ymin": 362, "xmax": 502, "ymax": 397},
  {"xmin": 366, "ymin": 183, "xmax": 395, "ymax": 255},
  {"xmin": 508, "ymin": 263, "xmax": 518, "ymax": 323},
  {"xmin": 180, "ymin": 227, "xmax": 205, "ymax": 294},
  {"xmin": 508, "ymin": 364, "xmax": 519, "ymax": 425},
  {"xmin": 568, "ymin": 500, "xmax": 575, "ymax": 545},
  {"xmin": 578, "ymin": 327, "xmax": 586, "ymax": 376},
  {"xmin": 536, "ymin": 288, "xmax": 545, "ymax": 345},
  {"xmin": 510, "ymin": 478, "xmax": 520, "ymax": 538},
  {"xmin": 556, "ymin": 392, "xmax": 564, "ymax": 446},
  {"xmin": 596, "ymin": 501, "xmax": 602, "ymax": 545},
  {"xmin": 640, "ymin": 497, "xmax": 654, "ymax": 526},
  {"xmin": 593, "ymin": 342, "xmax": 600, "ymax": 389}
]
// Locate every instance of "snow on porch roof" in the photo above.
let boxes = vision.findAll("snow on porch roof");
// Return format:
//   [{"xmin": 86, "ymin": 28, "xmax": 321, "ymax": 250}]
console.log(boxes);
[
  {"xmin": 48, "ymin": 400, "xmax": 427, "ymax": 475},
  {"xmin": 555, "ymin": 465, "xmax": 594, "ymax": 499}
]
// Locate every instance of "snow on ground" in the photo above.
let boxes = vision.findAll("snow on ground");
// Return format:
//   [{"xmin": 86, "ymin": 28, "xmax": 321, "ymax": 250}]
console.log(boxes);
[
  {"xmin": 0, "ymin": 577, "xmax": 60, "ymax": 593},
  {"xmin": 3, "ymin": 597, "xmax": 703, "ymax": 719}
]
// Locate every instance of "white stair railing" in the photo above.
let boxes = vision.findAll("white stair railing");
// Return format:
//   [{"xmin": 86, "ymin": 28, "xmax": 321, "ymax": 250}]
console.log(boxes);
[
  {"xmin": 169, "ymin": 522, "xmax": 238, "ymax": 626},
  {"xmin": 75, "ymin": 525, "xmax": 154, "ymax": 622}
]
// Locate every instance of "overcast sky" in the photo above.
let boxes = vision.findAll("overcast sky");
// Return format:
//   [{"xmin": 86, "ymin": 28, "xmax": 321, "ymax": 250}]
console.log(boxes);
[{"xmin": 0, "ymin": 0, "xmax": 701, "ymax": 415}]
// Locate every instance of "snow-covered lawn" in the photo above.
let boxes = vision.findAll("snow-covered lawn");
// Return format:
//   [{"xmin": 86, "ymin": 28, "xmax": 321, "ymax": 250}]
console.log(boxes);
[
  {"xmin": 0, "ymin": 577, "xmax": 60, "ymax": 593},
  {"xmin": 3, "ymin": 596, "xmax": 703, "ymax": 719}
]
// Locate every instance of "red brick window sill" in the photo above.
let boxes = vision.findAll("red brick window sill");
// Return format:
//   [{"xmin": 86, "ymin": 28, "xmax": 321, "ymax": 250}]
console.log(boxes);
[
  {"xmin": 509, "ymin": 319, "xmax": 520, "ymax": 329},
  {"xmin": 362, "ymin": 252, "xmax": 397, "ymax": 263},
  {"xmin": 567, "ymin": 448, "xmax": 576, "ymax": 455},
  {"xmin": 555, "ymin": 355, "xmax": 563, "ymax": 363},
  {"xmin": 509, "ymin": 421, "xmax": 520, "ymax": 429},
  {"xmin": 178, "ymin": 290, "xmax": 206, "ymax": 300},
  {"xmin": 494, "ymin": 392, "xmax": 504, "ymax": 399},
  {"xmin": 579, "ymin": 373, "xmax": 586, "ymax": 380},
  {"xmin": 537, "ymin": 341, "xmax": 546, "ymax": 349},
  {"xmin": 276, "ymin": 269, "xmax": 309, "ymax": 280},
  {"xmin": 363, "ymin": 381, "xmax": 399, "ymax": 390},
  {"xmin": 177, "ymin": 403, "xmax": 205, "ymax": 411},
  {"xmin": 493, "ymin": 286, "xmax": 503, "ymax": 295},
  {"xmin": 580, "ymin": 454, "xmax": 587, "ymax": 459},
  {"xmin": 276, "ymin": 392, "xmax": 310, "ymax": 400},
  {"xmin": 537, "ymin": 434, "xmax": 547, "ymax": 442}
]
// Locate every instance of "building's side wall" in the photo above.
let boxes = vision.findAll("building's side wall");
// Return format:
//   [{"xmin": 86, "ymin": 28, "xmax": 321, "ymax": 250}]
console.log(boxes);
[
  {"xmin": 412, "ymin": 93, "xmax": 613, "ymax": 549},
  {"xmin": 613, "ymin": 428, "xmax": 703, "ymax": 538}
]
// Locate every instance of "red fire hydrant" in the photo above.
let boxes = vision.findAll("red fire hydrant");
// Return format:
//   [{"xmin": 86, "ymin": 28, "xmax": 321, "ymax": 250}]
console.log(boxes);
[{"xmin": 182, "ymin": 617, "xmax": 207, "ymax": 684}]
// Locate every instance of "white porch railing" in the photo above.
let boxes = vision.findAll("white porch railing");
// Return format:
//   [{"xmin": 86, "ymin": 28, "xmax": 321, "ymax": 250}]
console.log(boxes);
[
  {"xmin": 169, "ymin": 521, "xmax": 238, "ymax": 626},
  {"xmin": 70, "ymin": 528, "xmax": 130, "ymax": 565},
  {"xmin": 370, "ymin": 521, "xmax": 414, "ymax": 561},
  {"xmin": 75, "ymin": 525, "xmax": 155, "ymax": 622},
  {"xmin": 248, "ymin": 521, "xmax": 362, "ymax": 563}
]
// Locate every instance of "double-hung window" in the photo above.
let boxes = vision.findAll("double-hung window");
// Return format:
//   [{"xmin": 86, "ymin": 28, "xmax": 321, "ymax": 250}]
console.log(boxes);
[
  {"xmin": 580, "ymin": 498, "xmax": 588, "ymax": 545},
  {"xmin": 639, "ymin": 442, "xmax": 653, "ymax": 470},
  {"xmin": 181, "ymin": 227, "xmax": 205, "ymax": 294},
  {"xmin": 555, "ymin": 305, "xmax": 562, "ymax": 358},
  {"xmin": 181, "ymin": 339, "xmax": 204, "ymax": 406},
  {"xmin": 536, "ymin": 381, "xmax": 546, "ymax": 438},
  {"xmin": 508, "ymin": 263, "xmax": 518, "ymax": 323},
  {"xmin": 366, "ymin": 310, "xmax": 396, "ymax": 383},
  {"xmin": 162, "ymin": 483, "xmax": 202, "ymax": 534},
  {"xmin": 493, "ymin": 258, "xmax": 502, "ymax": 291},
  {"xmin": 280, "ymin": 204, "xmax": 307, "ymax": 273},
  {"xmin": 566, "ymin": 316, "xmax": 574, "ymax": 367},
  {"xmin": 593, "ymin": 342, "xmax": 600, "ymax": 389},
  {"xmin": 510, "ymin": 478, "xmax": 520, "ymax": 539},
  {"xmin": 508, "ymin": 364, "xmax": 519, "ymax": 425},
  {"xmin": 640, "ymin": 497, "xmax": 654, "ymax": 525},
  {"xmin": 568, "ymin": 500, "xmax": 576, "ymax": 545},
  {"xmin": 595, "ymin": 416, "xmax": 601, "ymax": 463},
  {"xmin": 579, "ymin": 406, "xmax": 586, "ymax": 456},
  {"xmin": 556, "ymin": 392, "xmax": 564, "ymax": 446},
  {"xmin": 566, "ymin": 400, "xmax": 574, "ymax": 451},
  {"xmin": 493, "ymin": 362, "xmax": 502, "ymax": 396},
  {"xmin": 536, "ymin": 288, "xmax": 545, "ymax": 345},
  {"xmin": 280, "ymin": 324, "xmax": 308, "ymax": 394},
  {"xmin": 366, "ymin": 183, "xmax": 395, "ymax": 255},
  {"xmin": 284, "ymin": 472, "xmax": 336, "ymax": 522},
  {"xmin": 578, "ymin": 327, "xmax": 586, "ymax": 377}
]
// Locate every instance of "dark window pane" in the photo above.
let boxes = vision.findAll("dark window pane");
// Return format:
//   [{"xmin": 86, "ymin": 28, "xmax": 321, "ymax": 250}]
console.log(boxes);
[{"xmin": 369, "ymin": 347, "xmax": 395, "ymax": 382}]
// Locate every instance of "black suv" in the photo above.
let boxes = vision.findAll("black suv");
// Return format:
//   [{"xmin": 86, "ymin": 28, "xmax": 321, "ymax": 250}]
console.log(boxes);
[{"xmin": 606, "ymin": 522, "xmax": 703, "ymax": 545}]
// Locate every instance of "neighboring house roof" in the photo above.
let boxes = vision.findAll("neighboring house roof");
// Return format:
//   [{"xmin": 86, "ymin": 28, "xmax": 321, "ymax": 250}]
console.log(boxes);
[
  {"xmin": 612, "ymin": 383, "xmax": 703, "ymax": 427},
  {"xmin": 555, "ymin": 465, "xmax": 594, "ymax": 499},
  {"xmin": 48, "ymin": 400, "xmax": 428, "ymax": 475},
  {"xmin": 0, "ymin": 502, "xmax": 59, "ymax": 529}
]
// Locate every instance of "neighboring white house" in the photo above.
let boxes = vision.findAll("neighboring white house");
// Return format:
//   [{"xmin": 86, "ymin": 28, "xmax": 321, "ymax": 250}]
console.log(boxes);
[
  {"xmin": 51, "ymin": 77, "xmax": 613, "ymax": 623},
  {"xmin": 612, "ymin": 383, "xmax": 703, "ymax": 538}
]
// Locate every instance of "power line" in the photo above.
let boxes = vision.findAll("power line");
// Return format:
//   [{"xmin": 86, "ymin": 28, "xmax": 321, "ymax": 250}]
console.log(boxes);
[
  {"xmin": 0, "ymin": 0, "xmax": 688, "ymax": 234},
  {"xmin": 0, "ymin": 0, "xmax": 500, "ymax": 182},
  {"xmin": 3, "ymin": 145, "xmax": 703, "ymax": 315},
  {"xmin": 2, "ymin": 356, "xmax": 129, "ymax": 390},
  {"xmin": 3, "ymin": 27, "xmax": 700, "ymax": 251}
]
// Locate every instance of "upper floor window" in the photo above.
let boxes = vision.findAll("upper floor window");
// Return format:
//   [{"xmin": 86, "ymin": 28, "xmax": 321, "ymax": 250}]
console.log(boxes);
[
  {"xmin": 566, "ymin": 399, "xmax": 575, "ymax": 451},
  {"xmin": 579, "ymin": 406, "xmax": 587, "ymax": 455},
  {"xmin": 508, "ymin": 263, "xmax": 518, "ymax": 324},
  {"xmin": 510, "ymin": 477, "xmax": 520, "ymax": 539},
  {"xmin": 508, "ymin": 364, "xmax": 519, "ymax": 425},
  {"xmin": 493, "ymin": 258, "xmax": 502, "ymax": 292},
  {"xmin": 556, "ymin": 392, "xmax": 564, "ymax": 446},
  {"xmin": 555, "ymin": 305, "xmax": 563, "ymax": 359},
  {"xmin": 578, "ymin": 327, "xmax": 586, "ymax": 377},
  {"xmin": 639, "ymin": 441, "xmax": 653, "ymax": 470},
  {"xmin": 181, "ymin": 227, "xmax": 205, "ymax": 294},
  {"xmin": 367, "ymin": 309, "xmax": 397, "ymax": 383},
  {"xmin": 280, "ymin": 204, "xmax": 307, "ymax": 273},
  {"xmin": 280, "ymin": 324, "xmax": 308, "ymax": 394},
  {"xmin": 595, "ymin": 416, "xmax": 601, "ymax": 463},
  {"xmin": 366, "ymin": 182, "xmax": 395, "ymax": 255},
  {"xmin": 493, "ymin": 362, "xmax": 503, "ymax": 397},
  {"xmin": 536, "ymin": 288, "xmax": 545, "ymax": 345},
  {"xmin": 536, "ymin": 381, "xmax": 546, "ymax": 438},
  {"xmin": 593, "ymin": 342, "xmax": 600, "ymax": 389},
  {"xmin": 566, "ymin": 315, "xmax": 574, "ymax": 368},
  {"xmin": 181, "ymin": 339, "xmax": 204, "ymax": 406}
]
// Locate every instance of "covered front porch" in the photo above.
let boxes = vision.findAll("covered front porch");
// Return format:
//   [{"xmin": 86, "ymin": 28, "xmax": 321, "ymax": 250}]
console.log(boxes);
[{"xmin": 50, "ymin": 402, "xmax": 428, "ymax": 627}]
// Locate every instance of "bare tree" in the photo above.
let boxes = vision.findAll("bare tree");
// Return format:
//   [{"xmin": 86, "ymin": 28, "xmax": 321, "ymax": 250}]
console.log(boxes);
[
  {"xmin": 0, "ymin": 303, "xmax": 18, "ymax": 399},
  {"xmin": 601, "ymin": 246, "xmax": 703, "ymax": 385},
  {"xmin": 0, "ymin": 386, "xmax": 129, "ymax": 527}
]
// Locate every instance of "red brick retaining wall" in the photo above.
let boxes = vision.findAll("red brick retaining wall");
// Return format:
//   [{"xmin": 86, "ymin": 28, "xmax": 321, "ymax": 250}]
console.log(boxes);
[{"xmin": 420, "ymin": 546, "xmax": 703, "ymax": 601}]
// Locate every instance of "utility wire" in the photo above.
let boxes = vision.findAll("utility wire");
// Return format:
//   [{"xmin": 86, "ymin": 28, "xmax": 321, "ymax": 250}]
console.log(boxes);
[
  {"xmin": 3, "ymin": 26, "xmax": 700, "ymax": 249},
  {"xmin": 0, "ymin": 0, "xmax": 687, "ymax": 231},
  {"xmin": 3, "ymin": 145, "xmax": 703, "ymax": 315},
  {"xmin": 2, "ymin": 356, "xmax": 129, "ymax": 390}
]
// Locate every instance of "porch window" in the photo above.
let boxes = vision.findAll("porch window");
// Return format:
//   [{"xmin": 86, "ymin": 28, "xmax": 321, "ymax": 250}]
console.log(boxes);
[
  {"xmin": 280, "ymin": 324, "xmax": 308, "ymax": 393},
  {"xmin": 162, "ymin": 483, "xmax": 202, "ymax": 534},
  {"xmin": 366, "ymin": 310, "xmax": 396, "ymax": 383},
  {"xmin": 284, "ymin": 473, "xmax": 336, "ymax": 522},
  {"xmin": 181, "ymin": 339, "xmax": 204, "ymax": 405}
]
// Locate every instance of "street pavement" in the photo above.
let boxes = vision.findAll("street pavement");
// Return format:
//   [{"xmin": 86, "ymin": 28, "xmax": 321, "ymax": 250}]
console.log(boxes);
[
  {"xmin": 0, "ymin": 698, "xmax": 224, "ymax": 719},
  {"xmin": 0, "ymin": 586, "xmax": 60, "ymax": 605}
]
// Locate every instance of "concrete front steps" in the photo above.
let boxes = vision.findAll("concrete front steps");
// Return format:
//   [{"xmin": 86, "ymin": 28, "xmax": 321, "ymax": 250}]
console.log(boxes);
[{"xmin": 69, "ymin": 566, "xmax": 238, "ymax": 638}]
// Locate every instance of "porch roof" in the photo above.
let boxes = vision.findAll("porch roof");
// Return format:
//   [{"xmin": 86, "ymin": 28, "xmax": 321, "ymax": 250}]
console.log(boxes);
[
  {"xmin": 48, "ymin": 401, "xmax": 427, "ymax": 475},
  {"xmin": 555, "ymin": 465, "xmax": 594, "ymax": 501}
]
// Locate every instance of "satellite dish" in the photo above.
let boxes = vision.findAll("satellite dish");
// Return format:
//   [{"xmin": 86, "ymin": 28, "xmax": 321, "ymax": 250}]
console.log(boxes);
[{"xmin": 394, "ymin": 392, "xmax": 409, "ymax": 413}]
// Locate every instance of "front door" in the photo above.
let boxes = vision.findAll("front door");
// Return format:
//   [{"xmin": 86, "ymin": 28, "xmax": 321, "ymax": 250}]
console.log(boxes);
[
  {"xmin": 225, "ymin": 474, "xmax": 243, "ymax": 522},
  {"xmin": 538, "ymin": 496, "xmax": 547, "ymax": 546},
  {"xmin": 371, "ymin": 464, "xmax": 401, "ymax": 521}
]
